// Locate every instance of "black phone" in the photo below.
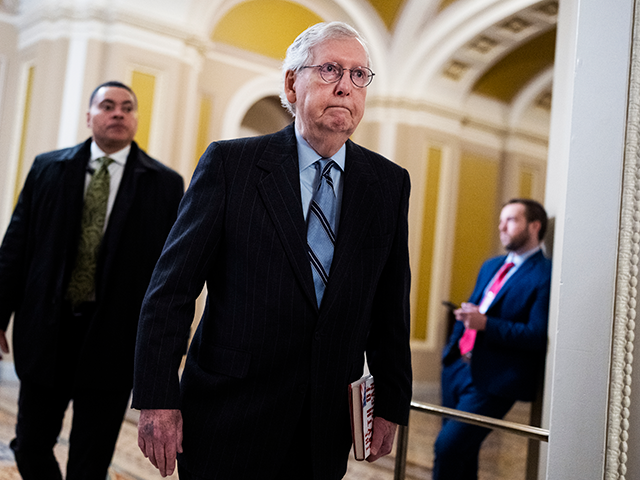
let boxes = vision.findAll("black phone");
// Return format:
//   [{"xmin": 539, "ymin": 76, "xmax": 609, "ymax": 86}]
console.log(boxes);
[{"xmin": 442, "ymin": 301, "xmax": 460, "ymax": 310}]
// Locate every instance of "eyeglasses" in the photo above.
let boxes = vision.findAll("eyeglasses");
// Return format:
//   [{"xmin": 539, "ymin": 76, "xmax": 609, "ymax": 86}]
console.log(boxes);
[{"xmin": 301, "ymin": 62, "xmax": 375, "ymax": 88}]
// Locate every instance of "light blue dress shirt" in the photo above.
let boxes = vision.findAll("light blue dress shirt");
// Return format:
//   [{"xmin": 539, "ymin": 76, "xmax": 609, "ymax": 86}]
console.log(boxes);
[{"xmin": 295, "ymin": 127, "xmax": 345, "ymax": 225}]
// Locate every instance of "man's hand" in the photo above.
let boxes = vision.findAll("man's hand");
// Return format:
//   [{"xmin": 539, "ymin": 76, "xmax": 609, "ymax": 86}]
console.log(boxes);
[
  {"xmin": 0, "ymin": 330, "xmax": 9, "ymax": 360},
  {"xmin": 367, "ymin": 416, "xmax": 398, "ymax": 463},
  {"xmin": 138, "ymin": 408, "xmax": 183, "ymax": 477},
  {"xmin": 454, "ymin": 302, "xmax": 487, "ymax": 331}
]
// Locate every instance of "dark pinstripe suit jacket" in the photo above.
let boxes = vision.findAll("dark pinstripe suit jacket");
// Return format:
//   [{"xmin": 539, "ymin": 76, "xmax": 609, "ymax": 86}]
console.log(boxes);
[{"xmin": 133, "ymin": 124, "xmax": 412, "ymax": 479}]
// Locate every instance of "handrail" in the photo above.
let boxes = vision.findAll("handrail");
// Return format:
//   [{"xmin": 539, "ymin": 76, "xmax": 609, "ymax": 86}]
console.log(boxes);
[
  {"xmin": 393, "ymin": 400, "xmax": 549, "ymax": 480},
  {"xmin": 410, "ymin": 400, "xmax": 549, "ymax": 441}
]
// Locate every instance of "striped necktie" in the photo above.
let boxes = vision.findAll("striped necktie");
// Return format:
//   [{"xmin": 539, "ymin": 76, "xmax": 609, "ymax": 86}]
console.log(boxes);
[
  {"xmin": 66, "ymin": 156, "xmax": 113, "ymax": 307},
  {"xmin": 307, "ymin": 159, "xmax": 338, "ymax": 307}
]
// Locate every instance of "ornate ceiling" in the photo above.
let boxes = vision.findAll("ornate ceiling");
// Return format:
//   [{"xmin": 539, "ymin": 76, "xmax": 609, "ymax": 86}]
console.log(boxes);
[
  {"xmin": 210, "ymin": 0, "xmax": 557, "ymax": 107},
  {"xmin": 8, "ymin": 0, "xmax": 556, "ymax": 109}
]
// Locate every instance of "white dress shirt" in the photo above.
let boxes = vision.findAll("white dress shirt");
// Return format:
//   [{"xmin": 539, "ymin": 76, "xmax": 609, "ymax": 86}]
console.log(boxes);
[{"xmin": 87, "ymin": 141, "xmax": 130, "ymax": 230}]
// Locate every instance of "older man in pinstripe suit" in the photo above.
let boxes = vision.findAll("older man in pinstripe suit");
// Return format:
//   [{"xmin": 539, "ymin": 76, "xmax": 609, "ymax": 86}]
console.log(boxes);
[{"xmin": 133, "ymin": 21, "xmax": 413, "ymax": 480}]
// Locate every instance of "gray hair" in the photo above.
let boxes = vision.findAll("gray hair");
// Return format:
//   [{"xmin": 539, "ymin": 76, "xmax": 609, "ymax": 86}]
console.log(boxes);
[{"xmin": 279, "ymin": 21, "xmax": 371, "ymax": 117}]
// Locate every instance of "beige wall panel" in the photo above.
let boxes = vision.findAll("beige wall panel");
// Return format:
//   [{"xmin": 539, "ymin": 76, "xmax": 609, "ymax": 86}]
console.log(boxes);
[
  {"xmin": 80, "ymin": 38, "xmax": 112, "ymax": 135},
  {"xmin": 78, "ymin": 38, "xmax": 116, "ymax": 143},
  {"xmin": 393, "ymin": 123, "xmax": 428, "ymax": 313},
  {"xmin": 91, "ymin": 42, "xmax": 185, "ymax": 175},
  {"xmin": 175, "ymin": 60, "xmax": 201, "ymax": 179},
  {"xmin": 0, "ymin": 19, "xmax": 20, "ymax": 232},
  {"xmin": 395, "ymin": 124, "xmax": 443, "ymax": 383},
  {"xmin": 0, "ymin": 20, "xmax": 18, "ymax": 134},
  {"xmin": 199, "ymin": 57, "xmax": 279, "ymax": 145},
  {"xmin": 501, "ymin": 151, "xmax": 548, "ymax": 204},
  {"xmin": 354, "ymin": 113, "xmax": 548, "ymax": 384},
  {"xmin": 349, "ymin": 118, "xmax": 379, "ymax": 152},
  {"xmin": 16, "ymin": 39, "xmax": 69, "ymax": 184},
  {"xmin": 355, "ymin": 120, "xmax": 463, "ymax": 383}
]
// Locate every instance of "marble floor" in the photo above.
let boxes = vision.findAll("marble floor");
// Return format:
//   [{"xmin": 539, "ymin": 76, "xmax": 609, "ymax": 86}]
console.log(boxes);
[{"xmin": 0, "ymin": 363, "xmax": 533, "ymax": 480}]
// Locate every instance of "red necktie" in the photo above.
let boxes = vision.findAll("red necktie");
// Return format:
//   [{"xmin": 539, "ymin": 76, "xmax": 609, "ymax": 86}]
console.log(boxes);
[{"xmin": 458, "ymin": 261, "xmax": 515, "ymax": 356}]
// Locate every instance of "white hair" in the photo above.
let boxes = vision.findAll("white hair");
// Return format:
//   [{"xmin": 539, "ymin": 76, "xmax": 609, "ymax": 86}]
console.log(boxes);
[{"xmin": 279, "ymin": 21, "xmax": 371, "ymax": 117}]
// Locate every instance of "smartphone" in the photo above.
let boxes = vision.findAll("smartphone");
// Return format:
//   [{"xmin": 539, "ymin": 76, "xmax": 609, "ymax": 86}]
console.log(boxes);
[{"xmin": 442, "ymin": 300, "xmax": 460, "ymax": 310}]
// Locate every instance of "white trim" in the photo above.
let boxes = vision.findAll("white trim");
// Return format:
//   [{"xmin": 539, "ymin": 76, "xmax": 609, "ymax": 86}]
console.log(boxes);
[
  {"xmin": 375, "ymin": 117, "xmax": 397, "ymax": 161},
  {"xmin": 57, "ymin": 34, "xmax": 88, "ymax": 148},
  {"xmin": 18, "ymin": 17, "xmax": 201, "ymax": 66},
  {"xmin": 395, "ymin": 0, "xmax": 544, "ymax": 98},
  {"xmin": 0, "ymin": 54, "xmax": 10, "ymax": 234},
  {"xmin": 605, "ymin": 2, "xmax": 640, "ymax": 476},
  {"xmin": 428, "ymin": 142, "xmax": 460, "ymax": 351},
  {"xmin": 544, "ymin": 0, "xmax": 635, "ymax": 476},
  {"xmin": 175, "ymin": 57, "xmax": 203, "ymax": 179},
  {"xmin": 508, "ymin": 66, "xmax": 554, "ymax": 129},
  {"xmin": 0, "ymin": 54, "xmax": 6, "ymax": 131},
  {"xmin": 221, "ymin": 74, "xmax": 283, "ymax": 140},
  {"xmin": 205, "ymin": 47, "xmax": 281, "ymax": 77}
]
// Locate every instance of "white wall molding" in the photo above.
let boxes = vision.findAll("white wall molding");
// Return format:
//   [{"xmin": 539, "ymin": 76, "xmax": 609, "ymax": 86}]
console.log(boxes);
[
  {"xmin": 545, "ymin": 0, "xmax": 635, "ymax": 477},
  {"xmin": 220, "ymin": 74, "xmax": 283, "ymax": 140},
  {"xmin": 606, "ymin": 3, "xmax": 640, "ymax": 477}
]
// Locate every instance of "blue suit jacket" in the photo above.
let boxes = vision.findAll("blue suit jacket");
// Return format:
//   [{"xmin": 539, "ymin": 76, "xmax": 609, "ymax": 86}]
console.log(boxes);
[
  {"xmin": 133, "ymin": 124, "xmax": 413, "ymax": 479},
  {"xmin": 443, "ymin": 250, "xmax": 552, "ymax": 401}
]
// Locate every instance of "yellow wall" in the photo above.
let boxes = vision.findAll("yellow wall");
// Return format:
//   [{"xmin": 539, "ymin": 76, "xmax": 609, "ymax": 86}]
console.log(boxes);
[
  {"xmin": 131, "ymin": 71, "xmax": 156, "ymax": 151},
  {"xmin": 519, "ymin": 167, "xmax": 534, "ymax": 198},
  {"xmin": 438, "ymin": 0, "xmax": 459, "ymax": 11},
  {"xmin": 0, "ymin": 3, "xmax": 551, "ymax": 385},
  {"xmin": 449, "ymin": 153, "xmax": 499, "ymax": 305},
  {"xmin": 195, "ymin": 95, "xmax": 212, "ymax": 167},
  {"xmin": 414, "ymin": 146, "xmax": 442, "ymax": 341},
  {"xmin": 473, "ymin": 29, "xmax": 556, "ymax": 103},
  {"xmin": 367, "ymin": 0, "xmax": 405, "ymax": 29},
  {"xmin": 212, "ymin": 1, "xmax": 323, "ymax": 60}
]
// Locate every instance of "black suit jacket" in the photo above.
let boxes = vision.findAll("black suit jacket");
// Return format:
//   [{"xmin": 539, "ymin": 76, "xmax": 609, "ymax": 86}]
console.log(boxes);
[
  {"xmin": 443, "ymin": 250, "xmax": 552, "ymax": 401},
  {"xmin": 133, "ymin": 124, "xmax": 412, "ymax": 479},
  {"xmin": 0, "ymin": 139, "xmax": 184, "ymax": 391}
]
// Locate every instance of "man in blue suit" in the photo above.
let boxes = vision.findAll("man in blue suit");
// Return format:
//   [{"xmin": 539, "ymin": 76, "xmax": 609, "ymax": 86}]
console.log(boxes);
[
  {"xmin": 133, "ymin": 21, "xmax": 412, "ymax": 480},
  {"xmin": 434, "ymin": 198, "xmax": 551, "ymax": 479}
]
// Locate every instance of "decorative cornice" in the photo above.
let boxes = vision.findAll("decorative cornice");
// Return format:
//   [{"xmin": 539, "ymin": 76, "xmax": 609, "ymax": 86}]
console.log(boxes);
[
  {"xmin": 15, "ymin": 4, "xmax": 211, "ymax": 57},
  {"xmin": 366, "ymin": 95, "xmax": 549, "ymax": 147}
]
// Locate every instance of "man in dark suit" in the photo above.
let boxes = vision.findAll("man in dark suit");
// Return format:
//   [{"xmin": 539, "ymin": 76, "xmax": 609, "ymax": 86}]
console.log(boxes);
[
  {"xmin": 0, "ymin": 81, "xmax": 184, "ymax": 479},
  {"xmin": 133, "ymin": 21, "xmax": 412, "ymax": 480},
  {"xmin": 434, "ymin": 198, "xmax": 552, "ymax": 479}
]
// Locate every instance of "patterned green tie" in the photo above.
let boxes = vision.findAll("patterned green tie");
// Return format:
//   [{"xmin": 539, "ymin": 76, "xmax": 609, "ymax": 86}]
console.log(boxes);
[{"xmin": 66, "ymin": 157, "xmax": 113, "ymax": 307}]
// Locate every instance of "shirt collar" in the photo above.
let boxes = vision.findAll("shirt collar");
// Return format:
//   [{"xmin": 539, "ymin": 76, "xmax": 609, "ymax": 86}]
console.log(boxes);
[
  {"xmin": 295, "ymin": 126, "xmax": 346, "ymax": 174},
  {"xmin": 506, "ymin": 245, "xmax": 541, "ymax": 267},
  {"xmin": 90, "ymin": 141, "xmax": 130, "ymax": 167}
]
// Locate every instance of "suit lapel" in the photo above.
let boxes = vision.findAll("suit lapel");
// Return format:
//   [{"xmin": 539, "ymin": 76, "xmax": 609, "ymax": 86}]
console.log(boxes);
[
  {"xmin": 320, "ymin": 141, "xmax": 378, "ymax": 313},
  {"xmin": 477, "ymin": 257, "xmax": 507, "ymax": 301},
  {"xmin": 97, "ymin": 143, "xmax": 146, "ymax": 293},
  {"xmin": 256, "ymin": 126, "xmax": 318, "ymax": 309},
  {"xmin": 256, "ymin": 130, "xmax": 380, "ymax": 312},
  {"xmin": 489, "ymin": 251, "xmax": 541, "ymax": 308},
  {"xmin": 59, "ymin": 141, "xmax": 93, "ymax": 294}
]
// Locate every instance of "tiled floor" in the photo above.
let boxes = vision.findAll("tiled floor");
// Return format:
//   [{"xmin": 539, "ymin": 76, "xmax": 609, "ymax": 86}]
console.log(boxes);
[{"xmin": 0, "ymin": 363, "xmax": 532, "ymax": 479}]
